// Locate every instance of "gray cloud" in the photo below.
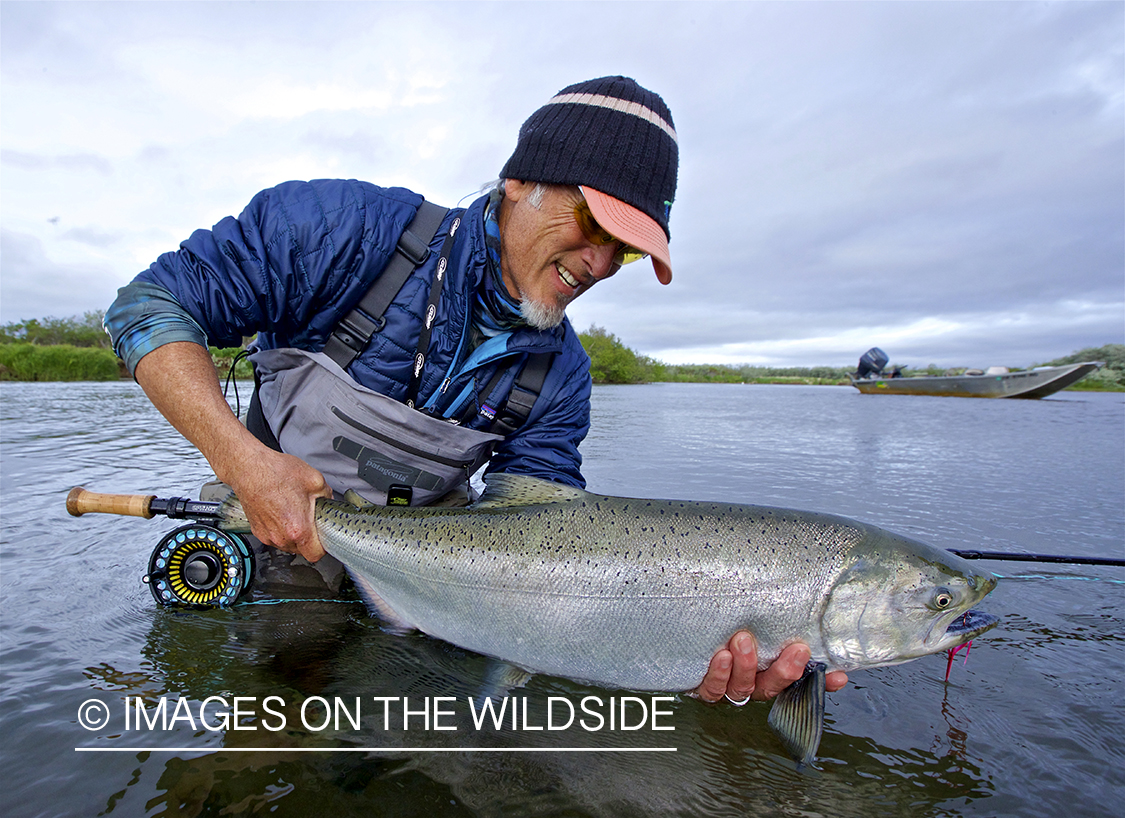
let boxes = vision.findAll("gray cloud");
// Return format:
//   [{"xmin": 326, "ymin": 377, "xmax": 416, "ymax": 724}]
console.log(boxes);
[
  {"xmin": 2, "ymin": 149, "xmax": 113, "ymax": 175},
  {"xmin": 60, "ymin": 226, "xmax": 123, "ymax": 248},
  {"xmin": 1, "ymin": 1, "xmax": 1121, "ymax": 366},
  {"xmin": 0, "ymin": 229, "xmax": 120, "ymax": 321}
]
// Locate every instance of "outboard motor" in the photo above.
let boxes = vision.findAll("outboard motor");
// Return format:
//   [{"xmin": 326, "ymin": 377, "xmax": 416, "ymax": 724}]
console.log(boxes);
[{"xmin": 856, "ymin": 347, "xmax": 889, "ymax": 379}]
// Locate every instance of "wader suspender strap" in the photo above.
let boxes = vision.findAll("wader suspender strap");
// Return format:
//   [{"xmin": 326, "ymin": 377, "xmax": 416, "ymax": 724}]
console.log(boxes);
[
  {"xmin": 246, "ymin": 200, "xmax": 448, "ymax": 452},
  {"xmin": 246, "ymin": 362, "xmax": 282, "ymax": 451},
  {"xmin": 321, "ymin": 200, "xmax": 450, "ymax": 370},
  {"xmin": 404, "ymin": 213, "xmax": 461, "ymax": 408},
  {"xmin": 473, "ymin": 351, "xmax": 554, "ymax": 437}
]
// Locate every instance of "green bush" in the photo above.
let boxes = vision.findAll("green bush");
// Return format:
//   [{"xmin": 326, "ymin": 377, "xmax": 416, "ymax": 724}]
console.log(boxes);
[
  {"xmin": 210, "ymin": 347, "xmax": 255, "ymax": 380},
  {"xmin": 0, "ymin": 343, "xmax": 120, "ymax": 381},
  {"xmin": 657, "ymin": 363, "xmax": 852, "ymax": 384},
  {"xmin": 0, "ymin": 312, "xmax": 111, "ymax": 348},
  {"xmin": 578, "ymin": 326, "xmax": 657, "ymax": 384},
  {"xmin": 1038, "ymin": 344, "xmax": 1125, "ymax": 391}
]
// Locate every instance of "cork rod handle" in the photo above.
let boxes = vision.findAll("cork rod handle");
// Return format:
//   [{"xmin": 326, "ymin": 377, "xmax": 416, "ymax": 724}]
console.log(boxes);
[{"xmin": 66, "ymin": 487, "xmax": 156, "ymax": 519}]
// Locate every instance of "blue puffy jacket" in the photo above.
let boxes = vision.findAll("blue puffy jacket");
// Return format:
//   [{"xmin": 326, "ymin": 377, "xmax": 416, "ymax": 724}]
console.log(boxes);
[{"xmin": 107, "ymin": 180, "xmax": 592, "ymax": 487}]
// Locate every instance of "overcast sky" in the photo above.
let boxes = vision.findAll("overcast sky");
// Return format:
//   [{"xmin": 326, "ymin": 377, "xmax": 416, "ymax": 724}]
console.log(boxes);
[{"xmin": 2, "ymin": 1, "xmax": 1122, "ymax": 368}]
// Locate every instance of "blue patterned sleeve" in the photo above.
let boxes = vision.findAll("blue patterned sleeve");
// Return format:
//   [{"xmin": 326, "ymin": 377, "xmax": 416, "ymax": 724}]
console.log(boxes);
[{"xmin": 104, "ymin": 280, "xmax": 209, "ymax": 376}]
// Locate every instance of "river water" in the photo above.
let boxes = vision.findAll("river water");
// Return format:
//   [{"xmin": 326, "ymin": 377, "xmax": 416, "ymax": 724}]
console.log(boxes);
[{"xmin": 1, "ymin": 380, "xmax": 1122, "ymax": 817}]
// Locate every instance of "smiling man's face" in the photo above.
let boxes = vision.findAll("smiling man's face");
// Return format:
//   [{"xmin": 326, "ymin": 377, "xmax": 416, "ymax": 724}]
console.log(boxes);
[{"xmin": 497, "ymin": 179, "xmax": 621, "ymax": 329}]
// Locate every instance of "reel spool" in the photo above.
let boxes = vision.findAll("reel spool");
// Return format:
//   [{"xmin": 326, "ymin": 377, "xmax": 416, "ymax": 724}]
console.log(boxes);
[{"xmin": 144, "ymin": 524, "xmax": 254, "ymax": 607}]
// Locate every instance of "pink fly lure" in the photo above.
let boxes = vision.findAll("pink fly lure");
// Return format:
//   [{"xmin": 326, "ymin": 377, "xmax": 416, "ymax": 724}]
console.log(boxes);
[{"xmin": 945, "ymin": 640, "xmax": 973, "ymax": 682}]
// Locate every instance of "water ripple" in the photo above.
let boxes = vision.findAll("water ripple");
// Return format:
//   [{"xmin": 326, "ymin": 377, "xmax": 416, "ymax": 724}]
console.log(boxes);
[{"xmin": 2, "ymin": 382, "xmax": 1122, "ymax": 817}]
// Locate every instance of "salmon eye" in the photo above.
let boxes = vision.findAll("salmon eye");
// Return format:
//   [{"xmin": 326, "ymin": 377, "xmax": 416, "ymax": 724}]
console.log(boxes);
[{"xmin": 934, "ymin": 590, "xmax": 954, "ymax": 609}]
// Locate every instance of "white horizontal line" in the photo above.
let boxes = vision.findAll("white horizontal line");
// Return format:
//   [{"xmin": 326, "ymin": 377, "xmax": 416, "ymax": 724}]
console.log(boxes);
[
  {"xmin": 547, "ymin": 92, "xmax": 678, "ymax": 142},
  {"xmin": 76, "ymin": 746, "xmax": 677, "ymax": 753}
]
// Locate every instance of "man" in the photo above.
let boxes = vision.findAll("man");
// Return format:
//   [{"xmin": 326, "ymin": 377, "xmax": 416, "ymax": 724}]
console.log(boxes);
[{"xmin": 106, "ymin": 76, "xmax": 847, "ymax": 705}]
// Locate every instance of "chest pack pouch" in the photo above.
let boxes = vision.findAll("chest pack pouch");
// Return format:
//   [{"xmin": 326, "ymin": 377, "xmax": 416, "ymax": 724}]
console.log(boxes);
[
  {"xmin": 252, "ymin": 347, "xmax": 504, "ymax": 506},
  {"xmin": 245, "ymin": 199, "xmax": 555, "ymax": 505}
]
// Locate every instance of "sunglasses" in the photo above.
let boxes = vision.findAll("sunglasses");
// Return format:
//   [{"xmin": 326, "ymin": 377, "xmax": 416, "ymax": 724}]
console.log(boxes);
[{"xmin": 573, "ymin": 200, "xmax": 648, "ymax": 266}]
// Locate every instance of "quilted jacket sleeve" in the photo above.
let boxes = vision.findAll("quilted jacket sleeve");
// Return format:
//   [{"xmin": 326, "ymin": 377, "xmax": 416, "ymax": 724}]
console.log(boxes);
[{"xmin": 107, "ymin": 180, "xmax": 419, "ymax": 368}]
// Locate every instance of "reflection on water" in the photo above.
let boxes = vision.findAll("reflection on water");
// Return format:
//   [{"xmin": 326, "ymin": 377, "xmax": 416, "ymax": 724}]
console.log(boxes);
[
  {"xmin": 80, "ymin": 600, "xmax": 997, "ymax": 818},
  {"xmin": 2, "ymin": 381, "xmax": 1123, "ymax": 817}
]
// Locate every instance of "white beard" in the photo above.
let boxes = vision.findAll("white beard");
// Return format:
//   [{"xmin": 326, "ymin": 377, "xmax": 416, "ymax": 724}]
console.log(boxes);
[{"xmin": 519, "ymin": 298, "xmax": 566, "ymax": 330}]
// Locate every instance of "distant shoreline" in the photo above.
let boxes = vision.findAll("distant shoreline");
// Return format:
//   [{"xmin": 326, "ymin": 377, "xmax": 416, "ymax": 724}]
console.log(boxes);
[{"xmin": 1, "ymin": 342, "xmax": 1120, "ymax": 392}]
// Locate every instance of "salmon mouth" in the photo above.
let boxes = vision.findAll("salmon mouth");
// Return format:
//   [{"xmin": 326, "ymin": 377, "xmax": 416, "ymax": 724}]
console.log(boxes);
[{"xmin": 946, "ymin": 609, "xmax": 999, "ymax": 642}]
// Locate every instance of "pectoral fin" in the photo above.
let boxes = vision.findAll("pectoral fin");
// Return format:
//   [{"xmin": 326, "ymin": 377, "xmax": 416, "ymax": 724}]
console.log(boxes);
[
  {"xmin": 347, "ymin": 570, "xmax": 415, "ymax": 635},
  {"xmin": 767, "ymin": 661, "xmax": 827, "ymax": 767},
  {"xmin": 475, "ymin": 473, "xmax": 588, "ymax": 509},
  {"xmin": 473, "ymin": 660, "xmax": 534, "ymax": 712}
]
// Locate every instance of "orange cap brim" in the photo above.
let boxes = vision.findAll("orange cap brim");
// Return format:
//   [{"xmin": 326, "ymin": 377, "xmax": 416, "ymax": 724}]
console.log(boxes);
[{"xmin": 581, "ymin": 186, "xmax": 672, "ymax": 285}]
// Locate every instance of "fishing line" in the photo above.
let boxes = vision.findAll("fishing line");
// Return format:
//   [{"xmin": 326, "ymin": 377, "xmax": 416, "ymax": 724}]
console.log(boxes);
[
  {"xmin": 238, "ymin": 598, "xmax": 361, "ymax": 606},
  {"xmin": 986, "ymin": 572, "xmax": 1125, "ymax": 585}
]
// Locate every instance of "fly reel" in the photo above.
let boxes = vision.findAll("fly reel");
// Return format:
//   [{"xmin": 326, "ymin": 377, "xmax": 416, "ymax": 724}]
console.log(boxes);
[{"xmin": 144, "ymin": 524, "xmax": 254, "ymax": 607}]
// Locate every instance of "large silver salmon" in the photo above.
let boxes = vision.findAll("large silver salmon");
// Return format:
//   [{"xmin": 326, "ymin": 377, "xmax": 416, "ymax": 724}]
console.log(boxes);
[{"xmin": 222, "ymin": 473, "xmax": 999, "ymax": 764}]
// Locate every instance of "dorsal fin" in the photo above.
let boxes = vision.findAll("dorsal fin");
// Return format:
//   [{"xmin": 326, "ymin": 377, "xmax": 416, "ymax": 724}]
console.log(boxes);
[
  {"xmin": 343, "ymin": 489, "xmax": 376, "ymax": 509},
  {"xmin": 474, "ymin": 473, "xmax": 589, "ymax": 509}
]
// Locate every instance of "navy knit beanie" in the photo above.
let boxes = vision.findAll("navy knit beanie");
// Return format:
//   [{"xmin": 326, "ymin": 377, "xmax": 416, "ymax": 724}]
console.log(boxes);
[{"xmin": 500, "ymin": 76, "xmax": 679, "ymax": 282}]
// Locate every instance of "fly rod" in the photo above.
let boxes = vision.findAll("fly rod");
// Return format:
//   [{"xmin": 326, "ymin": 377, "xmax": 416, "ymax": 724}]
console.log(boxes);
[
  {"xmin": 946, "ymin": 549, "xmax": 1124, "ymax": 567},
  {"xmin": 67, "ymin": 488, "xmax": 1125, "ymax": 567}
]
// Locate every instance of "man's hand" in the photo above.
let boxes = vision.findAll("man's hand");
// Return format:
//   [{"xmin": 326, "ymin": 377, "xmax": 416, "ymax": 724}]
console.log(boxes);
[
  {"xmin": 694, "ymin": 631, "xmax": 849, "ymax": 703},
  {"xmin": 226, "ymin": 448, "xmax": 332, "ymax": 562}
]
